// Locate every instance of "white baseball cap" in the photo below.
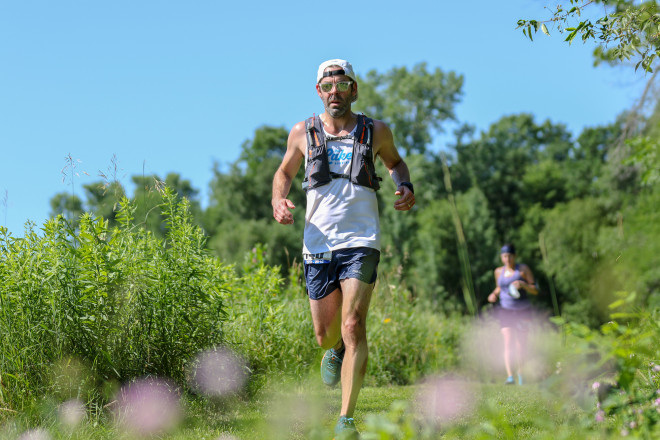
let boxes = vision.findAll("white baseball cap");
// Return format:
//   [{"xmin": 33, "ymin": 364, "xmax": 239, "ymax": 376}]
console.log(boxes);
[{"xmin": 317, "ymin": 59, "xmax": 357, "ymax": 83}]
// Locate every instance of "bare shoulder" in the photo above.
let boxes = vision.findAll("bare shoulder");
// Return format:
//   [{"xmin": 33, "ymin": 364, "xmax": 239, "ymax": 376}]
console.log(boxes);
[
  {"xmin": 287, "ymin": 120, "xmax": 307, "ymax": 154},
  {"xmin": 372, "ymin": 119, "xmax": 394, "ymax": 146},
  {"xmin": 494, "ymin": 266, "xmax": 503, "ymax": 277},
  {"xmin": 370, "ymin": 118, "xmax": 400, "ymax": 165}
]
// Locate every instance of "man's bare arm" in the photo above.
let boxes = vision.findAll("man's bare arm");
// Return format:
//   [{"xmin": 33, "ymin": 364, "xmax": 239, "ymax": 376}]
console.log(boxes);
[
  {"xmin": 272, "ymin": 122, "xmax": 305, "ymax": 224},
  {"xmin": 373, "ymin": 120, "xmax": 414, "ymax": 211}
]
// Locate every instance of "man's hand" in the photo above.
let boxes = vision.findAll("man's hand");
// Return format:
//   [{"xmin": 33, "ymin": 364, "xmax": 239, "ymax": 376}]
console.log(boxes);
[
  {"xmin": 272, "ymin": 198, "xmax": 296, "ymax": 224},
  {"xmin": 393, "ymin": 186, "xmax": 415, "ymax": 211}
]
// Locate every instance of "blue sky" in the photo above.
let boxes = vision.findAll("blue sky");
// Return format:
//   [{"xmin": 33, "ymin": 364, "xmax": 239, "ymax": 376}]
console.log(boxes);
[{"xmin": 0, "ymin": 0, "xmax": 647, "ymax": 235}]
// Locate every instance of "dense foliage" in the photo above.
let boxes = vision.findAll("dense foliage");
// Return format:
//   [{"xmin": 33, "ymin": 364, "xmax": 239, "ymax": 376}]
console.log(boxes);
[{"xmin": 0, "ymin": 189, "xmax": 229, "ymax": 410}]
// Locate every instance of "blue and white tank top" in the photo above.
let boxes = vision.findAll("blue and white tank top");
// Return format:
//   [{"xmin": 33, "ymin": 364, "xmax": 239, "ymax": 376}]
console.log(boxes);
[
  {"xmin": 497, "ymin": 264, "xmax": 531, "ymax": 310},
  {"xmin": 303, "ymin": 126, "xmax": 380, "ymax": 255}
]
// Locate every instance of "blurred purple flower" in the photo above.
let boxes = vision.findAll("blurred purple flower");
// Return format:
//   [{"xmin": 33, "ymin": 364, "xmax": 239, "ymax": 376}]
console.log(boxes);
[
  {"xmin": 18, "ymin": 429, "xmax": 51, "ymax": 440},
  {"xmin": 416, "ymin": 375, "xmax": 475, "ymax": 426},
  {"xmin": 188, "ymin": 347, "xmax": 247, "ymax": 397},
  {"xmin": 114, "ymin": 377, "xmax": 182, "ymax": 436},
  {"xmin": 57, "ymin": 399, "xmax": 86, "ymax": 428},
  {"xmin": 595, "ymin": 410, "xmax": 605, "ymax": 422}
]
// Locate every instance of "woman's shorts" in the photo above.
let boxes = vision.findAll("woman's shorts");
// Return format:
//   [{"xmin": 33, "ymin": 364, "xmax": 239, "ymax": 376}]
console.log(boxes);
[
  {"xmin": 303, "ymin": 247, "xmax": 380, "ymax": 300},
  {"xmin": 496, "ymin": 307, "xmax": 532, "ymax": 331}
]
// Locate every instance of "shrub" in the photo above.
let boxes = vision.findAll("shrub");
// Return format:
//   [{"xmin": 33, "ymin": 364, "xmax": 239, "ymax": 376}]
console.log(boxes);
[{"xmin": 0, "ymin": 188, "xmax": 230, "ymax": 410}]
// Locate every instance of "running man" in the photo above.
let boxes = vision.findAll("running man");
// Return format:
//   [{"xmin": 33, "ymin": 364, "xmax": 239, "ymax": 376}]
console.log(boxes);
[{"xmin": 272, "ymin": 59, "xmax": 414, "ymax": 438}]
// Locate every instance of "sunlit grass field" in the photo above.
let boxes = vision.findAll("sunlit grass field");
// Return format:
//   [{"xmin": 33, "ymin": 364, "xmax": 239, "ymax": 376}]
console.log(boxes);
[{"xmin": 0, "ymin": 381, "xmax": 606, "ymax": 439}]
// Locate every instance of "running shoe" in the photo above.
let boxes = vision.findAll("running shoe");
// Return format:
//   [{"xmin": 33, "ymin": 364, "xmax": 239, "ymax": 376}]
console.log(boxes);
[
  {"xmin": 334, "ymin": 415, "xmax": 359, "ymax": 439},
  {"xmin": 321, "ymin": 346, "xmax": 345, "ymax": 387},
  {"xmin": 505, "ymin": 375, "xmax": 515, "ymax": 385},
  {"xmin": 518, "ymin": 374, "xmax": 523, "ymax": 386}
]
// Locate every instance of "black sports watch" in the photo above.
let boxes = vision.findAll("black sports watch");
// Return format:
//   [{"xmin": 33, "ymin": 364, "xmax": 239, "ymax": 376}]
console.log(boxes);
[{"xmin": 399, "ymin": 181, "xmax": 414, "ymax": 194}]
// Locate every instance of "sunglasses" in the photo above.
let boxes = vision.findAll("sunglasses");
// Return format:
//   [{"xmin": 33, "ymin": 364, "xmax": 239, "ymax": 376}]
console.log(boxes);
[{"xmin": 319, "ymin": 81, "xmax": 353, "ymax": 93}]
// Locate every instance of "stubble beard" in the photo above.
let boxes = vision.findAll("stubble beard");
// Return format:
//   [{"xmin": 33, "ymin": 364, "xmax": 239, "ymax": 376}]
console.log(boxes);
[{"xmin": 324, "ymin": 93, "xmax": 352, "ymax": 118}]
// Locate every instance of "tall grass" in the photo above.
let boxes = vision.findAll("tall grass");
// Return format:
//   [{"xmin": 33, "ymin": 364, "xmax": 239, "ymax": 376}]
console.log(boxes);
[{"xmin": 0, "ymin": 188, "xmax": 231, "ymax": 410}]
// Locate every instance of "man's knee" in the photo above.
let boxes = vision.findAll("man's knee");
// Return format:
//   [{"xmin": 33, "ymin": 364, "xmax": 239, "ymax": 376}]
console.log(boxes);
[{"xmin": 342, "ymin": 313, "xmax": 367, "ymax": 342}]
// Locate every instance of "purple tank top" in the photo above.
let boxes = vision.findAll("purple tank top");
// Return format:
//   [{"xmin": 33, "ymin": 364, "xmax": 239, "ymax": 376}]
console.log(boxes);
[{"xmin": 498, "ymin": 264, "xmax": 530, "ymax": 310}]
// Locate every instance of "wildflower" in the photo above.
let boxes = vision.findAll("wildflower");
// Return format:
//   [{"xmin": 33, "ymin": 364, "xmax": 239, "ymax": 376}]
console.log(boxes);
[
  {"xmin": 383, "ymin": 318, "xmax": 392, "ymax": 324},
  {"xmin": 592, "ymin": 382, "xmax": 600, "ymax": 390},
  {"xmin": 652, "ymin": 363, "xmax": 660, "ymax": 372},
  {"xmin": 595, "ymin": 410, "xmax": 605, "ymax": 422},
  {"xmin": 629, "ymin": 421, "xmax": 637, "ymax": 429},
  {"xmin": 655, "ymin": 398, "xmax": 660, "ymax": 406},
  {"xmin": 621, "ymin": 428, "xmax": 629, "ymax": 436}
]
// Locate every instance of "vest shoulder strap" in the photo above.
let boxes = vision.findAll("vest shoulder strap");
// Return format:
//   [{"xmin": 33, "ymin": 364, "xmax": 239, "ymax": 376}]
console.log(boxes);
[
  {"xmin": 305, "ymin": 115, "xmax": 324, "ymax": 148},
  {"xmin": 355, "ymin": 114, "xmax": 374, "ymax": 145}
]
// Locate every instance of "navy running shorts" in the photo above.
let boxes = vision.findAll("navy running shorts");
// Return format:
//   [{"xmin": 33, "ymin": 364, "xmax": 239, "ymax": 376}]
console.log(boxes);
[{"xmin": 303, "ymin": 247, "xmax": 380, "ymax": 300}]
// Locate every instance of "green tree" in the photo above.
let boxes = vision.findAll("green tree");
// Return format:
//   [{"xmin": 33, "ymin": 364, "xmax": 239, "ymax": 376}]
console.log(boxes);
[
  {"xmin": 355, "ymin": 62, "xmax": 464, "ymax": 155},
  {"xmin": 540, "ymin": 197, "xmax": 614, "ymax": 326},
  {"xmin": 83, "ymin": 181, "xmax": 126, "ymax": 229},
  {"xmin": 132, "ymin": 173, "xmax": 201, "ymax": 238},
  {"xmin": 49, "ymin": 192, "xmax": 84, "ymax": 227},
  {"xmin": 411, "ymin": 187, "xmax": 497, "ymax": 310},
  {"xmin": 566, "ymin": 122, "xmax": 622, "ymax": 198},
  {"xmin": 204, "ymin": 126, "xmax": 304, "ymax": 269},
  {"xmin": 452, "ymin": 114, "xmax": 574, "ymax": 244}
]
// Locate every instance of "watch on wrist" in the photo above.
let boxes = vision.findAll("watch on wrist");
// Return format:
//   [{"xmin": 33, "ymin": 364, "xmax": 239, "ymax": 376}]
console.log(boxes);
[{"xmin": 399, "ymin": 181, "xmax": 414, "ymax": 194}]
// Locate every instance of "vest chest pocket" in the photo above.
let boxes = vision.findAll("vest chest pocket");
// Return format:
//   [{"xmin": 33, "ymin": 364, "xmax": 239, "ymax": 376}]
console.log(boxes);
[
  {"xmin": 351, "ymin": 142, "xmax": 380, "ymax": 190},
  {"xmin": 306, "ymin": 145, "xmax": 332, "ymax": 189}
]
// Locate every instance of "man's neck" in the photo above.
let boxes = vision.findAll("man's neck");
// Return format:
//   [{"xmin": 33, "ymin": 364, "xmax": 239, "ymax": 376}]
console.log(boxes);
[{"xmin": 320, "ymin": 112, "xmax": 357, "ymax": 135}]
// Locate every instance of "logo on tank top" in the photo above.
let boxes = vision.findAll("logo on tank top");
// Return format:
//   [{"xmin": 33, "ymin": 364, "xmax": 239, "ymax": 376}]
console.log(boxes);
[{"xmin": 328, "ymin": 145, "xmax": 352, "ymax": 168}]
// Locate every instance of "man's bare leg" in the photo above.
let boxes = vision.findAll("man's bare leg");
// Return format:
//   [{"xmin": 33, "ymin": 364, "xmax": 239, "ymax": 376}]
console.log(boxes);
[
  {"xmin": 309, "ymin": 288, "xmax": 343, "ymax": 350},
  {"xmin": 338, "ymin": 278, "xmax": 374, "ymax": 417}
]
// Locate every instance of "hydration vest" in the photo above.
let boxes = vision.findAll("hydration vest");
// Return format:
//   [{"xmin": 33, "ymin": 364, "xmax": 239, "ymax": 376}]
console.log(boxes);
[{"xmin": 302, "ymin": 114, "xmax": 382, "ymax": 192}]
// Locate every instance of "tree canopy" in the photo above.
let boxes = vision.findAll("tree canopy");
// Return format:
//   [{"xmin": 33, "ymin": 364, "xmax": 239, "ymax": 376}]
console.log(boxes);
[{"xmin": 518, "ymin": 0, "xmax": 660, "ymax": 72}]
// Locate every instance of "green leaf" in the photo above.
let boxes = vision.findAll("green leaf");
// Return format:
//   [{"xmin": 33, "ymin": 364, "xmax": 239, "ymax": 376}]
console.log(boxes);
[
  {"xmin": 542, "ymin": 23, "xmax": 550, "ymax": 36},
  {"xmin": 608, "ymin": 299, "xmax": 625, "ymax": 309}
]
